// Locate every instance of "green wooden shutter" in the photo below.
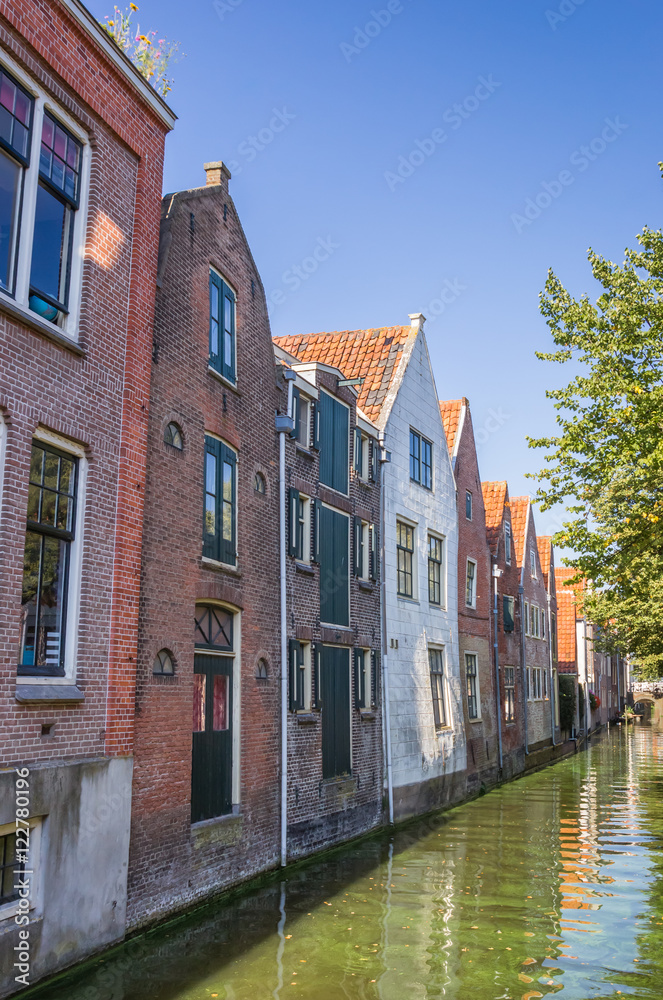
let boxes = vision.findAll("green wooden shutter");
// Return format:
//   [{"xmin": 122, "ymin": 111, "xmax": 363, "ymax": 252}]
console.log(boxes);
[
  {"xmin": 369, "ymin": 523, "xmax": 378, "ymax": 582},
  {"xmin": 353, "ymin": 516, "xmax": 362, "ymax": 576},
  {"xmin": 312, "ymin": 642, "xmax": 322, "ymax": 709},
  {"xmin": 353, "ymin": 649, "xmax": 361, "ymax": 709},
  {"xmin": 371, "ymin": 650, "xmax": 380, "ymax": 708},
  {"xmin": 288, "ymin": 488, "xmax": 299, "ymax": 557},
  {"xmin": 312, "ymin": 499, "xmax": 322, "ymax": 563},
  {"xmin": 320, "ymin": 508, "xmax": 349, "ymax": 627},
  {"xmin": 311, "ymin": 401, "xmax": 320, "ymax": 450},
  {"xmin": 290, "ymin": 386, "xmax": 300, "ymax": 439},
  {"xmin": 288, "ymin": 639, "xmax": 299, "ymax": 712},
  {"xmin": 221, "ymin": 282, "xmax": 236, "ymax": 383},
  {"xmin": 319, "ymin": 392, "xmax": 333, "ymax": 486},
  {"xmin": 369, "ymin": 439, "xmax": 378, "ymax": 482},
  {"xmin": 209, "ymin": 271, "xmax": 221, "ymax": 373},
  {"xmin": 503, "ymin": 595, "xmax": 514, "ymax": 632},
  {"xmin": 333, "ymin": 398, "xmax": 349, "ymax": 493},
  {"xmin": 354, "ymin": 427, "xmax": 362, "ymax": 474}
]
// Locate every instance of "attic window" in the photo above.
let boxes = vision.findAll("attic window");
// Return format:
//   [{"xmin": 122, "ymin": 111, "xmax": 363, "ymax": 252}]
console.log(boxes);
[
  {"xmin": 164, "ymin": 422, "xmax": 183, "ymax": 450},
  {"xmin": 504, "ymin": 522, "xmax": 512, "ymax": 565},
  {"xmin": 530, "ymin": 548, "xmax": 537, "ymax": 578}
]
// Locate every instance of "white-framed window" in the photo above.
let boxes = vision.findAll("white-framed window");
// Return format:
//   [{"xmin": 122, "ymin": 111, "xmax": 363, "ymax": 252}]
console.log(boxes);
[
  {"xmin": 19, "ymin": 432, "xmax": 86, "ymax": 679},
  {"xmin": 0, "ymin": 818, "xmax": 42, "ymax": 923},
  {"xmin": 528, "ymin": 666, "xmax": 543, "ymax": 700},
  {"xmin": 465, "ymin": 558, "xmax": 477, "ymax": 608},
  {"xmin": 428, "ymin": 532, "xmax": 446, "ymax": 607},
  {"xmin": 397, "ymin": 519, "xmax": 416, "ymax": 598},
  {"xmin": 429, "ymin": 646, "xmax": 447, "ymax": 729},
  {"xmin": 504, "ymin": 520, "xmax": 512, "ymax": 565},
  {"xmin": 541, "ymin": 608, "xmax": 546, "ymax": 639},
  {"xmin": 354, "ymin": 518, "xmax": 370, "ymax": 580},
  {"xmin": 504, "ymin": 666, "xmax": 516, "ymax": 722},
  {"xmin": 289, "ymin": 639, "xmax": 312, "ymax": 712},
  {"xmin": 289, "ymin": 489, "xmax": 311, "ymax": 563},
  {"xmin": 0, "ymin": 55, "xmax": 90, "ymax": 338},
  {"xmin": 293, "ymin": 390, "xmax": 311, "ymax": 448},
  {"xmin": 354, "ymin": 427, "xmax": 372, "ymax": 481},
  {"xmin": 465, "ymin": 652, "xmax": 480, "ymax": 720},
  {"xmin": 530, "ymin": 548, "xmax": 537, "ymax": 578},
  {"xmin": 354, "ymin": 647, "xmax": 376, "ymax": 709},
  {"xmin": 524, "ymin": 601, "xmax": 530, "ymax": 636},
  {"xmin": 530, "ymin": 605, "xmax": 540, "ymax": 639}
]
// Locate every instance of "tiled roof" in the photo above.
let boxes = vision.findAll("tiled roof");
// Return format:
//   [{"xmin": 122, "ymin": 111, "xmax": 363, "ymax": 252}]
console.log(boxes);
[
  {"xmin": 481, "ymin": 481, "xmax": 508, "ymax": 555},
  {"xmin": 509, "ymin": 496, "xmax": 530, "ymax": 567},
  {"xmin": 537, "ymin": 535, "xmax": 552, "ymax": 588},
  {"xmin": 555, "ymin": 567, "xmax": 579, "ymax": 673},
  {"xmin": 273, "ymin": 326, "xmax": 416, "ymax": 423},
  {"xmin": 439, "ymin": 398, "xmax": 466, "ymax": 454}
]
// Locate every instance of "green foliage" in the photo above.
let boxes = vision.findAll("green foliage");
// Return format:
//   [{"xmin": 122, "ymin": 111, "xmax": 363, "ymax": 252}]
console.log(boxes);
[
  {"xmin": 101, "ymin": 5, "xmax": 180, "ymax": 96},
  {"xmin": 589, "ymin": 690, "xmax": 600, "ymax": 713},
  {"xmin": 530, "ymin": 167, "xmax": 663, "ymax": 673},
  {"xmin": 558, "ymin": 674, "xmax": 577, "ymax": 731}
]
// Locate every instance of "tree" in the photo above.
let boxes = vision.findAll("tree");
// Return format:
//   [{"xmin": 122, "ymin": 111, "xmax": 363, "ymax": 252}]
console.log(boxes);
[{"xmin": 529, "ymin": 169, "xmax": 663, "ymax": 679}]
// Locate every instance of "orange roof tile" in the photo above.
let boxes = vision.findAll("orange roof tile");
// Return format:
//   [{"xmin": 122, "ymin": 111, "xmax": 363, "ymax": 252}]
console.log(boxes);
[
  {"xmin": 273, "ymin": 326, "xmax": 416, "ymax": 423},
  {"xmin": 537, "ymin": 535, "xmax": 552, "ymax": 588},
  {"xmin": 439, "ymin": 398, "xmax": 465, "ymax": 454},
  {"xmin": 481, "ymin": 481, "xmax": 508, "ymax": 556},
  {"xmin": 509, "ymin": 496, "xmax": 530, "ymax": 567},
  {"xmin": 555, "ymin": 567, "xmax": 579, "ymax": 672}
]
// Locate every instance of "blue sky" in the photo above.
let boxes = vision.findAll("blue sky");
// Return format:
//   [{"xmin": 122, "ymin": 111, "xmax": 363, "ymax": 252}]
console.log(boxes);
[{"xmin": 90, "ymin": 0, "xmax": 662, "ymax": 537}]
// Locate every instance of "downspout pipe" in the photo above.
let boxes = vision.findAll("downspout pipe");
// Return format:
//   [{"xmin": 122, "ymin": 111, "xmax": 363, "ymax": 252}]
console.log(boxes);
[
  {"xmin": 519, "ymin": 581, "xmax": 529, "ymax": 755},
  {"xmin": 492, "ymin": 562, "xmax": 503, "ymax": 771},
  {"xmin": 276, "ymin": 370, "xmax": 296, "ymax": 868},
  {"xmin": 379, "ymin": 439, "xmax": 394, "ymax": 824},
  {"xmin": 547, "ymin": 591, "xmax": 557, "ymax": 746}
]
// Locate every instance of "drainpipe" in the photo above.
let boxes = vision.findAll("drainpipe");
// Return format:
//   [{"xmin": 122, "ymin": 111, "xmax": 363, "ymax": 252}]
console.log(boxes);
[
  {"xmin": 379, "ymin": 439, "xmax": 394, "ymax": 824},
  {"xmin": 547, "ymin": 592, "xmax": 557, "ymax": 746},
  {"xmin": 519, "ymin": 582, "xmax": 529, "ymax": 755},
  {"xmin": 492, "ymin": 562, "xmax": 503, "ymax": 771},
  {"xmin": 276, "ymin": 370, "xmax": 296, "ymax": 868}
]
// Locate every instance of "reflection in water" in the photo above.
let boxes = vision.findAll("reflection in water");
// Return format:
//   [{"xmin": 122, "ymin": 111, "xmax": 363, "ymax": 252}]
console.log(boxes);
[{"xmin": 26, "ymin": 725, "xmax": 663, "ymax": 1000}]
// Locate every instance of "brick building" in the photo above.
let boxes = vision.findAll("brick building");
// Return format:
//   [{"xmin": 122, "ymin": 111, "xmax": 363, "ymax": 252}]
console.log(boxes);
[
  {"xmin": 127, "ymin": 162, "xmax": 283, "ymax": 929},
  {"xmin": 276, "ymin": 317, "xmax": 463, "ymax": 822},
  {"xmin": 537, "ymin": 536, "xmax": 560, "ymax": 739},
  {"xmin": 440, "ymin": 399, "xmax": 498, "ymax": 792},
  {"xmin": 273, "ymin": 345, "xmax": 384, "ymax": 856},
  {"xmin": 482, "ymin": 482, "xmax": 526, "ymax": 778},
  {"xmin": 0, "ymin": 2, "xmax": 174, "ymax": 994}
]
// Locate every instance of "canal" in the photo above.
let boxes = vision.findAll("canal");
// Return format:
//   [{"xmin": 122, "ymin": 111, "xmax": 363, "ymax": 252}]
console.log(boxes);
[{"xmin": 29, "ymin": 725, "xmax": 663, "ymax": 1000}]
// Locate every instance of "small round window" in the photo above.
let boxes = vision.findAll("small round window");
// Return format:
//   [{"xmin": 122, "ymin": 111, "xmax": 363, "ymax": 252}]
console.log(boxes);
[
  {"xmin": 153, "ymin": 649, "xmax": 175, "ymax": 675},
  {"xmin": 254, "ymin": 472, "xmax": 266, "ymax": 494},
  {"xmin": 164, "ymin": 422, "xmax": 183, "ymax": 450}
]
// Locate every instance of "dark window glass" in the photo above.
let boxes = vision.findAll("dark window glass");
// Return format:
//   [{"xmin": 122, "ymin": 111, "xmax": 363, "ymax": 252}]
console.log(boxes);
[
  {"xmin": 505, "ymin": 521, "xmax": 512, "ymax": 563},
  {"xmin": 466, "ymin": 560, "xmax": 476, "ymax": 606},
  {"xmin": 164, "ymin": 423, "xmax": 183, "ymax": 449},
  {"xmin": 254, "ymin": 472, "xmax": 266, "ymax": 494},
  {"xmin": 421, "ymin": 437, "xmax": 432, "ymax": 489},
  {"xmin": 397, "ymin": 521, "xmax": 414, "ymax": 598},
  {"xmin": 20, "ymin": 442, "xmax": 77, "ymax": 676},
  {"xmin": 209, "ymin": 271, "xmax": 236, "ymax": 383},
  {"xmin": 0, "ymin": 150, "xmax": 22, "ymax": 291},
  {"xmin": 409, "ymin": 429, "xmax": 420, "ymax": 482},
  {"xmin": 39, "ymin": 112, "xmax": 81, "ymax": 203},
  {"xmin": 203, "ymin": 437, "xmax": 236, "ymax": 565},
  {"xmin": 318, "ymin": 391, "xmax": 349, "ymax": 494},
  {"xmin": 503, "ymin": 595, "xmax": 515, "ymax": 633},
  {"xmin": 466, "ymin": 491, "xmax": 472, "ymax": 520},
  {"xmin": 153, "ymin": 649, "xmax": 175, "ymax": 675},
  {"xmin": 0, "ymin": 68, "xmax": 33, "ymax": 164},
  {"xmin": 428, "ymin": 534, "xmax": 443, "ymax": 605},
  {"xmin": 466, "ymin": 653, "xmax": 478, "ymax": 719},
  {"xmin": 504, "ymin": 666, "xmax": 516, "ymax": 722},
  {"xmin": 0, "ymin": 832, "xmax": 24, "ymax": 905},
  {"xmin": 194, "ymin": 604, "xmax": 233, "ymax": 651},
  {"xmin": 429, "ymin": 648, "xmax": 446, "ymax": 728}
]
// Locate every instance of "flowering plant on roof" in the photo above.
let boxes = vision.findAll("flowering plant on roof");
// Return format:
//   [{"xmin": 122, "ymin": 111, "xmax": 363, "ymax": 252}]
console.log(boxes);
[{"xmin": 101, "ymin": 5, "xmax": 181, "ymax": 96}]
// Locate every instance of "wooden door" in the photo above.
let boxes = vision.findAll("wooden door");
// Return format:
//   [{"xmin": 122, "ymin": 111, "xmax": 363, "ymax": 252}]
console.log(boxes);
[
  {"xmin": 191, "ymin": 653, "xmax": 233, "ymax": 823},
  {"xmin": 321, "ymin": 646, "xmax": 351, "ymax": 779}
]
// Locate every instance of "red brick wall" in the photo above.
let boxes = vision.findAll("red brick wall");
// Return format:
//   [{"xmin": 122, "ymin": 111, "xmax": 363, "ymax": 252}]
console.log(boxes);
[
  {"xmin": 283, "ymin": 369, "xmax": 384, "ymax": 855},
  {"xmin": 0, "ymin": 2, "xmax": 169, "ymax": 766},
  {"xmin": 452, "ymin": 404, "xmax": 499, "ymax": 785},
  {"xmin": 128, "ymin": 175, "xmax": 282, "ymax": 928}
]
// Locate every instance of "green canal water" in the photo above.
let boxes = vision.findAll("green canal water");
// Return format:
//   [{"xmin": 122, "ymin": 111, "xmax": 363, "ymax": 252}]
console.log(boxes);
[{"xmin": 32, "ymin": 725, "xmax": 663, "ymax": 1000}]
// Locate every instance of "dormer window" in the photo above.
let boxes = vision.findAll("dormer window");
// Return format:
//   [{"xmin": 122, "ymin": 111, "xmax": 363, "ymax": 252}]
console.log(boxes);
[
  {"xmin": 504, "ymin": 521, "xmax": 512, "ymax": 565},
  {"xmin": 209, "ymin": 269, "xmax": 236, "ymax": 383}
]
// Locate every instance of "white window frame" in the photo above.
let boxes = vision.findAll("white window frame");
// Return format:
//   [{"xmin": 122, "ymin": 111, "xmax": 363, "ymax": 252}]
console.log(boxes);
[
  {"xmin": 428, "ymin": 645, "xmax": 448, "ymax": 730},
  {"xmin": 524, "ymin": 601, "xmax": 530, "ymax": 636},
  {"xmin": 18, "ymin": 429, "xmax": 87, "ymax": 683},
  {"xmin": 504, "ymin": 520, "xmax": 512, "ymax": 565},
  {"xmin": 0, "ymin": 818, "xmax": 43, "ymax": 923},
  {"xmin": 427, "ymin": 531, "xmax": 446, "ymax": 609},
  {"xmin": 358, "ymin": 519, "xmax": 370, "ymax": 580},
  {"xmin": 396, "ymin": 516, "xmax": 417, "ymax": 600},
  {"xmin": 465, "ymin": 650, "xmax": 481, "ymax": 721},
  {"xmin": 296, "ymin": 394, "xmax": 311, "ymax": 448},
  {"xmin": 530, "ymin": 548, "xmax": 537, "ymax": 579},
  {"xmin": 300, "ymin": 641, "xmax": 312, "ymax": 711},
  {"xmin": 0, "ymin": 52, "xmax": 91, "ymax": 341},
  {"xmin": 465, "ymin": 558, "xmax": 477, "ymax": 609},
  {"xmin": 357, "ymin": 646, "xmax": 371, "ymax": 708},
  {"xmin": 296, "ymin": 494, "xmax": 311, "ymax": 564}
]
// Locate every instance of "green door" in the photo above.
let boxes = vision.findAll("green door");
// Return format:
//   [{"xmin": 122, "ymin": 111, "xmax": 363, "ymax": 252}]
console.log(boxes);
[
  {"xmin": 321, "ymin": 646, "xmax": 351, "ymax": 779},
  {"xmin": 319, "ymin": 506, "xmax": 349, "ymax": 627},
  {"xmin": 191, "ymin": 654, "xmax": 233, "ymax": 823}
]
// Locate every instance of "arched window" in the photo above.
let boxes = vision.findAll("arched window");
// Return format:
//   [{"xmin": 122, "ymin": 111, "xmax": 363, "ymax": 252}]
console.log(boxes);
[
  {"xmin": 254, "ymin": 472, "xmax": 266, "ymax": 494},
  {"xmin": 164, "ymin": 422, "xmax": 183, "ymax": 450},
  {"xmin": 153, "ymin": 649, "xmax": 175, "ymax": 675},
  {"xmin": 256, "ymin": 658, "xmax": 268, "ymax": 680}
]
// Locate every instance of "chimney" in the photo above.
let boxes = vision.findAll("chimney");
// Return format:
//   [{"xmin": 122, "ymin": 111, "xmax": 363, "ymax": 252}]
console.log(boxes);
[
  {"xmin": 204, "ymin": 160, "xmax": 232, "ymax": 192},
  {"xmin": 409, "ymin": 312, "xmax": 426, "ymax": 332}
]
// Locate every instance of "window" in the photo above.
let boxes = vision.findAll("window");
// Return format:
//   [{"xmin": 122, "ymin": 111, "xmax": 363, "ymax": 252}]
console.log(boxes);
[
  {"xmin": 504, "ymin": 521, "xmax": 512, "ymax": 564},
  {"xmin": 531, "ymin": 605, "xmax": 539, "ymax": 639},
  {"xmin": 318, "ymin": 390, "xmax": 349, "ymax": 494},
  {"xmin": 289, "ymin": 640, "xmax": 312, "ymax": 712},
  {"xmin": 203, "ymin": 436, "xmax": 237, "ymax": 565},
  {"xmin": 551, "ymin": 613, "xmax": 557, "ymax": 659},
  {"xmin": 19, "ymin": 442, "xmax": 78, "ymax": 676},
  {"xmin": 318, "ymin": 504, "xmax": 349, "ymax": 627},
  {"xmin": 428, "ymin": 534, "xmax": 445, "ymax": 606},
  {"xmin": 410, "ymin": 430, "xmax": 432, "ymax": 489},
  {"xmin": 354, "ymin": 518, "xmax": 370, "ymax": 579},
  {"xmin": 466, "ymin": 491, "xmax": 473, "ymax": 520},
  {"xmin": 504, "ymin": 666, "xmax": 515, "ymax": 722},
  {"xmin": 429, "ymin": 648, "xmax": 447, "ymax": 728},
  {"xmin": 289, "ymin": 490, "xmax": 311, "ymax": 563},
  {"xmin": 465, "ymin": 559, "xmax": 477, "ymax": 608},
  {"xmin": 354, "ymin": 428, "xmax": 371, "ymax": 481},
  {"xmin": 153, "ymin": 649, "xmax": 175, "ymax": 675},
  {"xmin": 530, "ymin": 548, "xmax": 537, "ymax": 578},
  {"xmin": 354, "ymin": 647, "xmax": 377, "ymax": 710},
  {"xmin": 524, "ymin": 601, "xmax": 530, "ymax": 635},
  {"xmin": 0, "ymin": 830, "xmax": 23, "ymax": 906},
  {"xmin": 0, "ymin": 68, "xmax": 32, "ymax": 295},
  {"xmin": 209, "ymin": 269, "xmax": 236, "ymax": 383},
  {"xmin": 541, "ymin": 609, "xmax": 546, "ymax": 639},
  {"xmin": 254, "ymin": 472, "xmax": 266, "ymax": 494},
  {"xmin": 397, "ymin": 520, "xmax": 414, "ymax": 598},
  {"xmin": 466, "ymin": 653, "xmax": 479, "ymax": 720},
  {"xmin": 291, "ymin": 388, "xmax": 311, "ymax": 448},
  {"xmin": 503, "ymin": 595, "xmax": 515, "ymax": 633},
  {"xmin": 164, "ymin": 422, "xmax": 183, "ymax": 450},
  {"xmin": 529, "ymin": 667, "xmax": 542, "ymax": 700}
]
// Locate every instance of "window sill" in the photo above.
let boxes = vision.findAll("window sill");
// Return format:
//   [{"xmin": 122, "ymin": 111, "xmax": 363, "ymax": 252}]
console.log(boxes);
[
  {"xmin": 15, "ymin": 684, "xmax": 85, "ymax": 704},
  {"xmin": 358, "ymin": 579, "xmax": 374, "ymax": 591},
  {"xmin": 295, "ymin": 444, "xmax": 314, "ymax": 459},
  {"xmin": 397, "ymin": 596, "xmax": 419, "ymax": 605},
  {"xmin": 359, "ymin": 709, "xmax": 377, "ymax": 720},
  {"xmin": 0, "ymin": 294, "xmax": 85, "ymax": 357},
  {"xmin": 295, "ymin": 712, "xmax": 319, "ymax": 725},
  {"xmin": 207, "ymin": 366, "xmax": 241, "ymax": 396},
  {"xmin": 295, "ymin": 560, "xmax": 314, "ymax": 575},
  {"xmin": 191, "ymin": 810, "xmax": 242, "ymax": 848},
  {"xmin": 201, "ymin": 556, "xmax": 241, "ymax": 577},
  {"xmin": 469, "ymin": 717, "xmax": 483, "ymax": 724}
]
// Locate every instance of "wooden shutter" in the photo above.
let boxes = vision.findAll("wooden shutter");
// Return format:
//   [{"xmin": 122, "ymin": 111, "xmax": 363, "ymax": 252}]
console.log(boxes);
[
  {"xmin": 290, "ymin": 386, "xmax": 300, "ymax": 439},
  {"xmin": 288, "ymin": 639, "xmax": 299, "ymax": 712},
  {"xmin": 353, "ymin": 649, "xmax": 361, "ymax": 709},
  {"xmin": 311, "ymin": 401, "xmax": 320, "ymax": 450},
  {"xmin": 318, "ymin": 392, "xmax": 333, "ymax": 486},
  {"xmin": 312, "ymin": 499, "xmax": 322, "ymax": 563},
  {"xmin": 353, "ymin": 516, "xmax": 362, "ymax": 576},
  {"xmin": 209, "ymin": 271, "xmax": 221, "ymax": 373},
  {"xmin": 288, "ymin": 488, "xmax": 299, "ymax": 557},
  {"xmin": 312, "ymin": 642, "xmax": 322, "ymax": 709},
  {"xmin": 354, "ymin": 427, "xmax": 362, "ymax": 474},
  {"xmin": 369, "ymin": 523, "xmax": 379, "ymax": 581},
  {"xmin": 333, "ymin": 398, "xmax": 349, "ymax": 494},
  {"xmin": 319, "ymin": 507, "xmax": 349, "ymax": 627},
  {"xmin": 371, "ymin": 650, "xmax": 380, "ymax": 708},
  {"xmin": 203, "ymin": 436, "xmax": 221, "ymax": 561},
  {"xmin": 221, "ymin": 282, "xmax": 236, "ymax": 383}
]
